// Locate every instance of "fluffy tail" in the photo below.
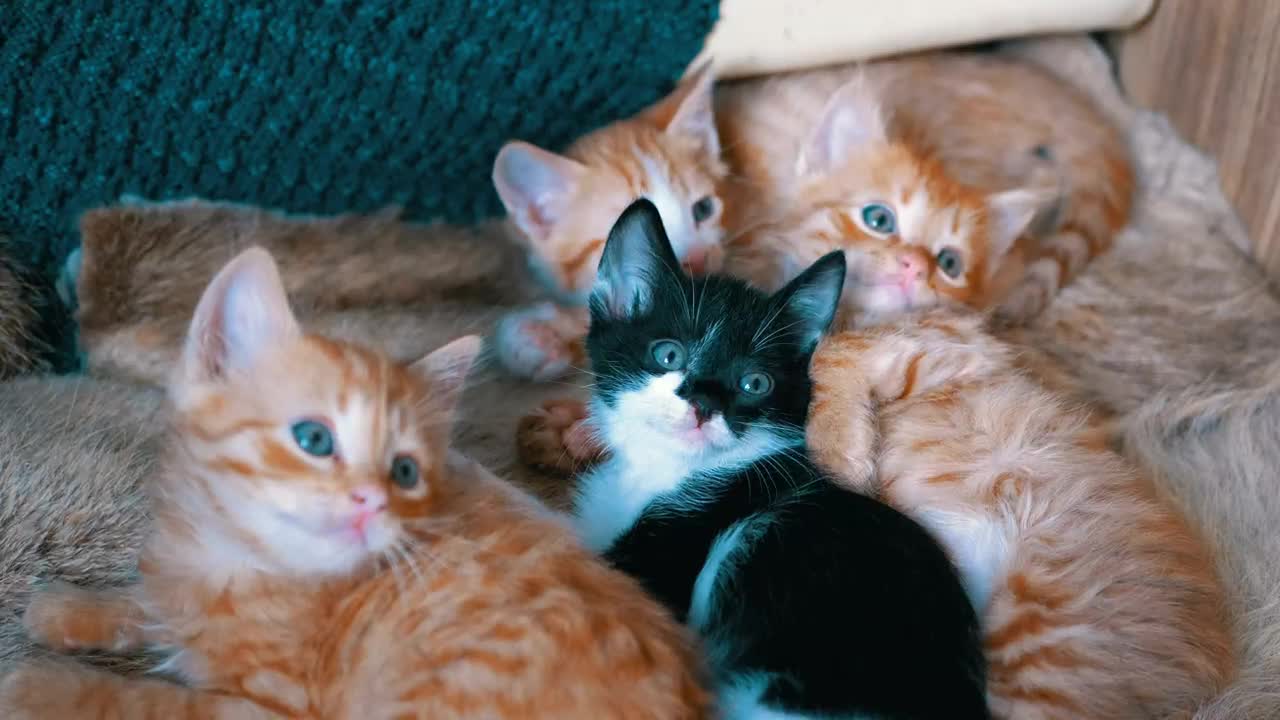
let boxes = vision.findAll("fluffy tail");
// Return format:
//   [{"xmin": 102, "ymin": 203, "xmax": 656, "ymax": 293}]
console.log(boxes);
[{"xmin": 1121, "ymin": 376, "xmax": 1280, "ymax": 720}]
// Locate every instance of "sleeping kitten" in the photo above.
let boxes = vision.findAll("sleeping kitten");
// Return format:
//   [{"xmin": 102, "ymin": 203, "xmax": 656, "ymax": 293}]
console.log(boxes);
[
  {"xmin": 2, "ymin": 247, "xmax": 710, "ymax": 719},
  {"xmin": 491, "ymin": 65, "xmax": 728, "ymax": 381},
  {"xmin": 721, "ymin": 51, "xmax": 1133, "ymax": 327},
  {"xmin": 574, "ymin": 199, "xmax": 990, "ymax": 718},
  {"xmin": 806, "ymin": 308, "xmax": 1235, "ymax": 719}
]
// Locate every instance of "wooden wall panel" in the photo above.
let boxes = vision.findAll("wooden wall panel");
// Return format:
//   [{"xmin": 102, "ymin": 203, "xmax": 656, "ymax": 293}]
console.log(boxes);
[{"xmin": 1116, "ymin": 0, "xmax": 1280, "ymax": 276}]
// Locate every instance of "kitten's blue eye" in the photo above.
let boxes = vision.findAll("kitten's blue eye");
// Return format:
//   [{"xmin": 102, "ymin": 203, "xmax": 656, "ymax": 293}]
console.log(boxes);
[
  {"xmin": 936, "ymin": 247, "xmax": 964, "ymax": 278},
  {"xmin": 860, "ymin": 203, "xmax": 897, "ymax": 235},
  {"xmin": 291, "ymin": 420, "xmax": 334, "ymax": 457},
  {"xmin": 691, "ymin": 196, "xmax": 716, "ymax": 224},
  {"xmin": 738, "ymin": 371, "xmax": 773, "ymax": 397},
  {"xmin": 649, "ymin": 339, "xmax": 687, "ymax": 371},
  {"xmin": 390, "ymin": 455, "xmax": 420, "ymax": 489}
]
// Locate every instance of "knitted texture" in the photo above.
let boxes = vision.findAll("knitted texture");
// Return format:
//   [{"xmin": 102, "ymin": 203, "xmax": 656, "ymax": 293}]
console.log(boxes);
[{"xmin": 0, "ymin": 0, "xmax": 718, "ymax": 368}]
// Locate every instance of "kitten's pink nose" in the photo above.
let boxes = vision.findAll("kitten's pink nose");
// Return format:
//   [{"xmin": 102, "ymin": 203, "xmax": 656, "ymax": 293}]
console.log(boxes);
[
  {"xmin": 681, "ymin": 248, "xmax": 709, "ymax": 276},
  {"xmin": 899, "ymin": 254, "xmax": 924, "ymax": 280},
  {"xmin": 349, "ymin": 485, "xmax": 387, "ymax": 512}
]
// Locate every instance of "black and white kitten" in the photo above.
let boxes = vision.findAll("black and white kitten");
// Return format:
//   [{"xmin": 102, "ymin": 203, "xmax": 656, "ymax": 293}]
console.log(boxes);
[{"xmin": 574, "ymin": 199, "xmax": 990, "ymax": 719}]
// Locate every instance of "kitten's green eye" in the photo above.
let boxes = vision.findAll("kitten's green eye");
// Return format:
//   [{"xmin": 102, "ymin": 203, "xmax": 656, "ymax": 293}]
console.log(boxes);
[
  {"xmin": 390, "ymin": 455, "xmax": 420, "ymax": 489},
  {"xmin": 936, "ymin": 247, "xmax": 965, "ymax": 278},
  {"xmin": 691, "ymin": 196, "xmax": 716, "ymax": 224},
  {"xmin": 291, "ymin": 420, "xmax": 335, "ymax": 457},
  {"xmin": 860, "ymin": 203, "xmax": 897, "ymax": 235},
  {"xmin": 738, "ymin": 371, "xmax": 774, "ymax": 397},
  {"xmin": 649, "ymin": 339, "xmax": 687, "ymax": 371}
]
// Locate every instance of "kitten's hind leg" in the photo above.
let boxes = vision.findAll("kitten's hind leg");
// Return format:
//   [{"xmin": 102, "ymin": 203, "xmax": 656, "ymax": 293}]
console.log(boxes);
[
  {"xmin": 0, "ymin": 661, "xmax": 278, "ymax": 720},
  {"xmin": 23, "ymin": 582, "xmax": 164, "ymax": 654},
  {"xmin": 493, "ymin": 302, "xmax": 589, "ymax": 382}
]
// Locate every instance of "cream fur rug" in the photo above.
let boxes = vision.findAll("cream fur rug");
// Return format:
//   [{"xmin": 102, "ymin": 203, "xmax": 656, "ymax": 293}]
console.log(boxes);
[{"xmin": 2, "ymin": 35, "xmax": 1276, "ymax": 716}]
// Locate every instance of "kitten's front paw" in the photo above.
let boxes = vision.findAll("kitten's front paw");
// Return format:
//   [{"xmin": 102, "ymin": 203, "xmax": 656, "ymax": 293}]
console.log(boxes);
[
  {"xmin": 494, "ymin": 303, "xmax": 588, "ymax": 382},
  {"xmin": 23, "ymin": 582, "xmax": 138, "ymax": 653},
  {"xmin": 517, "ymin": 399, "xmax": 606, "ymax": 477}
]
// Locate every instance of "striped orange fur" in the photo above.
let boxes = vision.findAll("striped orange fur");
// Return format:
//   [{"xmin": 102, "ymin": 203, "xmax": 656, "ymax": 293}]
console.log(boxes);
[
  {"xmin": 2, "ymin": 248, "xmax": 710, "ymax": 719},
  {"xmin": 491, "ymin": 65, "xmax": 729, "ymax": 381},
  {"xmin": 516, "ymin": 50, "xmax": 1133, "ymax": 481},
  {"xmin": 720, "ymin": 50, "xmax": 1133, "ymax": 328},
  {"xmin": 806, "ymin": 308, "xmax": 1234, "ymax": 719}
]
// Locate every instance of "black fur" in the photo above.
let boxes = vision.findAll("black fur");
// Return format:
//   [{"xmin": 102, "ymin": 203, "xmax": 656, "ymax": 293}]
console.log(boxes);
[{"xmin": 586, "ymin": 199, "xmax": 990, "ymax": 719}]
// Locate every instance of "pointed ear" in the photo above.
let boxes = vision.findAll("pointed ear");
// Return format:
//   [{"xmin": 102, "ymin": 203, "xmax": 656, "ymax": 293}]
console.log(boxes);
[
  {"xmin": 648, "ymin": 62, "xmax": 720, "ymax": 159},
  {"xmin": 986, "ymin": 189, "xmax": 1048, "ymax": 261},
  {"xmin": 797, "ymin": 74, "xmax": 886, "ymax": 177},
  {"xmin": 410, "ymin": 335, "xmax": 482, "ymax": 420},
  {"xmin": 179, "ymin": 246, "xmax": 300, "ymax": 384},
  {"xmin": 772, "ymin": 251, "xmax": 847, "ymax": 352},
  {"xmin": 492, "ymin": 141, "xmax": 587, "ymax": 245},
  {"xmin": 590, "ymin": 198, "xmax": 682, "ymax": 320}
]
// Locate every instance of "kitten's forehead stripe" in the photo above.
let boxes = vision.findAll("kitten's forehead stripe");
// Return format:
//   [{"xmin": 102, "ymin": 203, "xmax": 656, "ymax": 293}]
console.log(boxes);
[{"xmin": 641, "ymin": 155, "xmax": 693, "ymax": 258}]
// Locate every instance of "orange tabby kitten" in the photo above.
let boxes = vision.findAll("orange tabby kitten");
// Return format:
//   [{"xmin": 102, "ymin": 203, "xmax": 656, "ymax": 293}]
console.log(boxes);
[
  {"xmin": 805, "ymin": 308, "xmax": 1233, "ymax": 719},
  {"xmin": 1, "ymin": 248, "xmax": 710, "ymax": 719},
  {"xmin": 491, "ymin": 65, "xmax": 728, "ymax": 381},
  {"xmin": 721, "ymin": 50, "xmax": 1133, "ymax": 326},
  {"xmin": 517, "ymin": 51, "xmax": 1133, "ymax": 467}
]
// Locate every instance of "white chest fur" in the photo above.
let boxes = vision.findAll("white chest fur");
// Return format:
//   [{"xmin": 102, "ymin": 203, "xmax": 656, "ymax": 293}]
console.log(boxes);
[
  {"xmin": 573, "ymin": 451, "xmax": 693, "ymax": 553},
  {"xmin": 912, "ymin": 506, "xmax": 1013, "ymax": 612}
]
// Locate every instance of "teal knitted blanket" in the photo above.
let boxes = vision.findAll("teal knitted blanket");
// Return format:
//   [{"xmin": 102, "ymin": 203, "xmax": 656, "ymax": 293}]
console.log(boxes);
[{"xmin": 1, "ymin": 0, "xmax": 717, "ymax": 369}]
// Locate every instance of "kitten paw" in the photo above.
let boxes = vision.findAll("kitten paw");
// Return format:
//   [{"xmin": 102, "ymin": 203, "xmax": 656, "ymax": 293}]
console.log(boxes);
[
  {"xmin": 517, "ymin": 399, "xmax": 606, "ymax": 477},
  {"xmin": 23, "ymin": 582, "xmax": 142, "ymax": 653},
  {"xmin": 493, "ymin": 303, "xmax": 588, "ymax": 382}
]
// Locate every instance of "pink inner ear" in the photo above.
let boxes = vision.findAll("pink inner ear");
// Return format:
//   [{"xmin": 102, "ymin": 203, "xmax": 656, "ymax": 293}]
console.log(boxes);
[
  {"xmin": 801, "ymin": 76, "xmax": 886, "ymax": 176},
  {"xmin": 493, "ymin": 143, "xmax": 583, "ymax": 241},
  {"xmin": 182, "ymin": 247, "xmax": 300, "ymax": 383}
]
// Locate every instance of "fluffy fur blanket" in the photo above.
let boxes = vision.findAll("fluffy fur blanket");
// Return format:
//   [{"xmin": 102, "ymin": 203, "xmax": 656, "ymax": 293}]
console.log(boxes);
[{"xmin": 2, "ymin": 36, "xmax": 1277, "ymax": 717}]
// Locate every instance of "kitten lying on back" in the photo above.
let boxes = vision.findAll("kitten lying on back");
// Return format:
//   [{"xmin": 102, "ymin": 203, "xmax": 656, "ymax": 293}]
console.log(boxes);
[
  {"xmin": 806, "ymin": 309, "xmax": 1234, "ymax": 719},
  {"xmin": 2, "ymin": 248, "xmax": 710, "ymax": 719},
  {"xmin": 491, "ymin": 66, "xmax": 727, "ymax": 381},
  {"xmin": 722, "ymin": 51, "xmax": 1134, "ymax": 327},
  {"xmin": 572, "ymin": 199, "xmax": 990, "ymax": 718}
]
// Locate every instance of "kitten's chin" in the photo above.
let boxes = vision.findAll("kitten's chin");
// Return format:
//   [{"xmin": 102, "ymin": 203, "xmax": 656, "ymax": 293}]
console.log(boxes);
[
  {"xmin": 244, "ymin": 507, "xmax": 397, "ymax": 578},
  {"xmin": 666, "ymin": 419, "xmax": 735, "ymax": 454},
  {"xmin": 631, "ymin": 418, "xmax": 739, "ymax": 466},
  {"xmin": 847, "ymin": 285, "xmax": 938, "ymax": 327}
]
